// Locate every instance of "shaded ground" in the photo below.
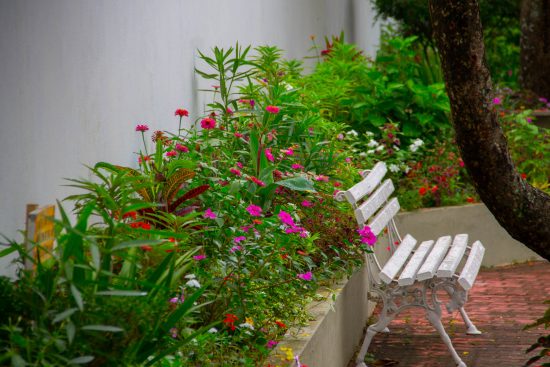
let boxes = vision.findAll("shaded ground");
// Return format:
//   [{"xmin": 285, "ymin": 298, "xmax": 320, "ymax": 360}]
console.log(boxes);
[{"xmin": 364, "ymin": 261, "xmax": 550, "ymax": 367}]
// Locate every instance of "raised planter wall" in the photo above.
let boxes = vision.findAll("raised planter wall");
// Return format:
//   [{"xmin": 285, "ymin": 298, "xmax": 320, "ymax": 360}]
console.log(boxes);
[{"xmin": 268, "ymin": 204, "xmax": 545, "ymax": 367}]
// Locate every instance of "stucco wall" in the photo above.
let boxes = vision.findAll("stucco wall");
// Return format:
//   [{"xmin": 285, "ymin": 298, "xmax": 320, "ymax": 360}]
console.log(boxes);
[{"xmin": 0, "ymin": 1, "xmax": 381, "ymax": 276}]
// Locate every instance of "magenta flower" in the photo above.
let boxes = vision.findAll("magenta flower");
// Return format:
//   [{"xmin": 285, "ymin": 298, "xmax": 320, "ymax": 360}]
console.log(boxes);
[
  {"xmin": 234, "ymin": 132, "xmax": 243, "ymax": 138},
  {"xmin": 230, "ymin": 168, "xmax": 242, "ymax": 176},
  {"xmin": 539, "ymin": 97, "xmax": 548, "ymax": 104},
  {"xmin": 265, "ymin": 148, "xmax": 275, "ymax": 162},
  {"xmin": 301, "ymin": 200, "xmax": 313, "ymax": 207},
  {"xmin": 492, "ymin": 97, "xmax": 502, "ymax": 105},
  {"xmin": 358, "ymin": 226, "xmax": 377, "ymax": 246},
  {"xmin": 204, "ymin": 208, "xmax": 217, "ymax": 219},
  {"xmin": 246, "ymin": 204, "xmax": 262, "ymax": 217},
  {"xmin": 175, "ymin": 143, "xmax": 189, "ymax": 153},
  {"xmin": 193, "ymin": 254, "xmax": 206, "ymax": 261},
  {"xmin": 135, "ymin": 124, "xmax": 149, "ymax": 132},
  {"xmin": 315, "ymin": 175, "xmax": 329, "ymax": 182},
  {"xmin": 226, "ymin": 107, "xmax": 234, "ymax": 115},
  {"xmin": 283, "ymin": 148, "xmax": 294, "ymax": 156},
  {"xmin": 234, "ymin": 236, "xmax": 246, "ymax": 244},
  {"xmin": 291, "ymin": 163, "xmax": 304, "ymax": 170},
  {"xmin": 170, "ymin": 327, "xmax": 178, "ymax": 338},
  {"xmin": 236, "ymin": 162, "xmax": 244, "ymax": 169},
  {"xmin": 166, "ymin": 150, "xmax": 177, "ymax": 157},
  {"xmin": 200, "ymin": 117, "xmax": 216, "ymax": 129},
  {"xmin": 278, "ymin": 211, "xmax": 295, "ymax": 227},
  {"xmin": 297, "ymin": 271, "xmax": 313, "ymax": 281},
  {"xmin": 230, "ymin": 245, "xmax": 242, "ymax": 253},
  {"xmin": 249, "ymin": 176, "xmax": 265, "ymax": 187},
  {"xmin": 266, "ymin": 105, "xmax": 280, "ymax": 114},
  {"xmin": 345, "ymin": 157, "xmax": 352, "ymax": 163},
  {"xmin": 267, "ymin": 340, "xmax": 279, "ymax": 349}
]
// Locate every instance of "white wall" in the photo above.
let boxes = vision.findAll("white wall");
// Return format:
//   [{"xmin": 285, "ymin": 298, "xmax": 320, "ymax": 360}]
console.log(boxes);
[{"xmin": 0, "ymin": 0, "xmax": 380, "ymax": 277}]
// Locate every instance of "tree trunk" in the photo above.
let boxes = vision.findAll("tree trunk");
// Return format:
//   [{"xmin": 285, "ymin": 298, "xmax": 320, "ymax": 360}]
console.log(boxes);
[
  {"xmin": 428, "ymin": 0, "xmax": 550, "ymax": 260},
  {"xmin": 520, "ymin": 0, "xmax": 550, "ymax": 98}
]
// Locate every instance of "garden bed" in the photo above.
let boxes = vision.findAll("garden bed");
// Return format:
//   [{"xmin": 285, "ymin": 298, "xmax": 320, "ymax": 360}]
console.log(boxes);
[{"xmin": 266, "ymin": 203, "xmax": 541, "ymax": 367}]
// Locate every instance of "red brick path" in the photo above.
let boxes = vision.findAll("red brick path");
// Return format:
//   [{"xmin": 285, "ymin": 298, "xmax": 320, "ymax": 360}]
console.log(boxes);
[{"xmin": 367, "ymin": 261, "xmax": 550, "ymax": 367}]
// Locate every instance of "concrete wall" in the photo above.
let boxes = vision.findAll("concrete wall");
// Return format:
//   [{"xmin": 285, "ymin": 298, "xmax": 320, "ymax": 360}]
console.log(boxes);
[
  {"xmin": 395, "ymin": 203, "xmax": 544, "ymax": 267},
  {"xmin": 0, "ymin": 0, "xmax": 381, "ymax": 277}
]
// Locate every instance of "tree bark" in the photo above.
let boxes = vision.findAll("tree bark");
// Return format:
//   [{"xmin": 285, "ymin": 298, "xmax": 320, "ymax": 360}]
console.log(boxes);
[
  {"xmin": 520, "ymin": 0, "xmax": 550, "ymax": 98},
  {"xmin": 428, "ymin": 0, "xmax": 550, "ymax": 260}
]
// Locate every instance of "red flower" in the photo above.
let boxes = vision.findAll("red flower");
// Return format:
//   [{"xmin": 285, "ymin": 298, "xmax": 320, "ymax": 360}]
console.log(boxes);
[
  {"xmin": 431, "ymin": 185, "xmax": 438, "ymax": 193},
  {"xmin": 123, "ymin": 211, "xmax": 137, "ymax": 220},
  {"xmin": 266, "ymin": 105, "xmax": 280, "ymax": 114},
  {"xmin": 135, "ymin": 124, "xmax": 149, "ymax": 132},
  {"xmin": 521, "ymin": 173, "xmax": 527, "ymax": 180},
  {"xmin": 275, "ymin": 320, "xmax": 287, "ymax": 329},
  {"xmin": 140, "ymin": 245, "xmax": 153, "ymax": 251},
  {"xmin": 166, "ymin": 150, "xmax": 177, "ymax": 158},
  {"xmin": 418, "ymin": 187, "xmax": 427, "ymax": 196},
  {"xmin": 249, "ymin": 176, "xmax": 266, "ymax": 187},
  {"xmin": 175, "ymin": 108, "xmax": 189, "ymax": 117},
  {"xmin": 200, "ymin": 117, "xmax": 216, "ymax": 129},
  {"xmin": 223, "ymin": 313, "xmax": 238, "ymax": 331},
  {"xmin": 466, "ymin": 197, "xmax": 475, "ymax": 203},
  {"xmin": 175, "ymin": 143, "xmax": 189, "ymax": 153}
]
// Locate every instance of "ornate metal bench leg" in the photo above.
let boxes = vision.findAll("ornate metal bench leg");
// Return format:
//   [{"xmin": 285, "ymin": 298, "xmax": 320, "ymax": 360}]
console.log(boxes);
[
  {"xmin": 355, "ymin": 312, "xmax": 394, "ymax": 367},
  {"xmin": 426, "ymin": 310, "xmax": 467, "ymax": 367},
  {"xmin": 459, "ymin": 307, "xmax": 481, "ymax": 335}
]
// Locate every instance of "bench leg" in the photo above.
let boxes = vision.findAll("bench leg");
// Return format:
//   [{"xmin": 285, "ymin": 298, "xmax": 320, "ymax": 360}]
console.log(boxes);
[
  {"xmin": 459, "ymin": 307, "xmax": 481, "ymax": 335},
  {"xmin": 355, "ymin": 312, "xmax": 395, "ymax": 367},
  {"xmin": 426, "ymin": 310, "xmax": 467, "ymax": 367}
]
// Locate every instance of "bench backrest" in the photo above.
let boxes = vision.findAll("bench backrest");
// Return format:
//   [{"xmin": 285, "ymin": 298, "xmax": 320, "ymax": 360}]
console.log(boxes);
[{"xmin": 335, "ymin": 162, "xmax": 402, "ymax": 274}]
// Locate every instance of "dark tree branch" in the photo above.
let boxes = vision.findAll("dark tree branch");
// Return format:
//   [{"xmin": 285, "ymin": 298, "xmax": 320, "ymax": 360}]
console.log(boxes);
[{"xmin": 428, "ymin": 0, "xmax": 550, "ymax": 260}]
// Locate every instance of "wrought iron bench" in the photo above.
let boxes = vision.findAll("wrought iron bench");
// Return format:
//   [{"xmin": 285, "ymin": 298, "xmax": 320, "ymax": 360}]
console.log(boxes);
[{"xmin": 335, "ymin": 162, "xmax": 485, "ymax": 367}]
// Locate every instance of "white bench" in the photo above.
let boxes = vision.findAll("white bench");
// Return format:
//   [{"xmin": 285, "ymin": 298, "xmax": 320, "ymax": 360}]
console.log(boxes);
[{"xmin": 335, "ymin": 162, "xmax": 484, "ymax": 367}]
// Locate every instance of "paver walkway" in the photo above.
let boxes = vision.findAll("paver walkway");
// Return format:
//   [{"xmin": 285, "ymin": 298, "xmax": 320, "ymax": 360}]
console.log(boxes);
[{"xmin": 366, "ymin": 261, "xmax": 550, "ymax": 367}]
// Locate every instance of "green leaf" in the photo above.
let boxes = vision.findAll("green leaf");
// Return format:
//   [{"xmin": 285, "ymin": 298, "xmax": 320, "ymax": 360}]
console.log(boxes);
[
  {"xmin": 68, "ymin": 356, "xmax": 95, "ymax": 365},
  {"xmin": 111, "ymin": 239, "xmax": 165, "ymax": 252},
  {"xmin": 276, "ymin": 176, "xmax": 316, "ymax": 192},
  {"xmin": 53, "ymin": 308, "xmax": 79, "ymax": 323},
  {"xmin": 95, "ymin": 290, "xmax": 147, "ymax": 297},
  {"xmin": 81, "ymin": 325, "xmax": 124, "ymax": 333},
  {"xmin": 70, "ymin": 284, "xmax": 84, "ymax": 311},
  {"xmin": 66, "ymin": 321, "xmax": 76, "ymax": 345},
  {"xmin": 161, "ymin": 287, "xmax": 206, "ymax": 331}
]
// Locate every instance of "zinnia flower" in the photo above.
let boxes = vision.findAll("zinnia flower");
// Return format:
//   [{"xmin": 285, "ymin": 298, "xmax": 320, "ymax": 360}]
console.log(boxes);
[
  {"xmin": 278, "ymin": 211, "xmax": 295, "ymax": 227},
  {"xmin": 418, "ymin": 187, "xmax": 427, "ymax": 196},
  {"xmin": 265, "ymin": 148, "xmax": 274, "ymax": 162},
  {"xmin": 291, "ymin": 163, "xmax": 304, "ymax": 170},
  {"xmin": 135, "ymin": 124, "xmax": 149, "ymax": 132},
  {"xmin": 204, "ymin": 208, "xmax": 217, "ymax": 219},
  {"xmin": 297, "ymin": 271, "xmax": 313, "ymax": 281},
  {"xmin": 246, "ymin": 204, "xmax": 262, "ymax": 217},
  {"xmin": 200, "ymin": 117, "xmax": 216, "ymax": 129},
  {"xmin": 175, "ymin": 143, "xmax": 189, "ymax": 152},
  {"xmin": 193, "ymin": 254, "xmax": 206, "ymax": 261},
  {"xmin": 301, "ymin": 200, "xmax": 313, "ymax": 207},
  {"xmin": 230, "ymin": 168, "xmax": 242, "ymax": 176},
  {"xmin": 175, "ymin": 108, "xmax": 189, "ymax": 117},
  {"xmin": 492, "ymin": 97, "xmax": 502, "ymax": 105},
  {"xmin": 266, "ymin": 105, "xmax": 280, "ymax": 114},
  {"xmin": 249, "ymin": 176, "xmax": 265, "ymax": 187},
  {"xmin": 283, "ymin": 148, "xmax": 294, "ymax": 156},
  {"xmin": 166, "ymin": 151, "xmax": 177, "ymax": 157},
  {"xmin": 234, "ymin": 236, "xmax": 246, "ymax": 244}
]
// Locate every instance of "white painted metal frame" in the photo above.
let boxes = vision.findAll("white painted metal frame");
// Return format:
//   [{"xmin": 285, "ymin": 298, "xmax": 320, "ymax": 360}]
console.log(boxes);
[{"xmin": 335, "ymin": 162, "xmax": 484, "ymax": 367}]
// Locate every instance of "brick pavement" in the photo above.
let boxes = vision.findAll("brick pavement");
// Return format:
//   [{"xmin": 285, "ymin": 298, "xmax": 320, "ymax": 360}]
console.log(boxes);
[{"xmin": 365, "ymin": 261, "xmax": 550, "ymax": 367}]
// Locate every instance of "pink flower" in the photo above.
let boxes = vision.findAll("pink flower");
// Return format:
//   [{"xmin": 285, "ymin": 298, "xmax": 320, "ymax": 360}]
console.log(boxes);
[
  {"xmin": 204, "ymin": 208, "xmax": 217, "ymax": 219},
  {"xmin": 200, "ymin": 117, "xmax": 216, "ymax": 129},
  {"xmin": 175, "ymin": 143, "xmax": 189, "ymax": 153},
  {"xmin": 193, "ymin": 254, "xmax": 206, "ymax": 261},
  {"xmin": 345, "ymin": 157, "xmax": 352, "ymax": 163},
  {"xmin": 166, "ymin": 151, "xmax": 177, "ymax": 157},
  {"xmin": 492, "ymin": 97, "xmax": 502, "ymax": 105},
  {"xmin": 230, "ymin": 168, "xmax": 242, "ymax": 176},
  {"xmin": 297, "ymin": 271, "xmax": 313, "ymax": 281},
  {"xmin": 278, "ymin": 211, "xmax": 295, "ymax": 227},
  {"xmin": 234, "ymin": 132, "xmax": 243, "ymax": 138},
  {"xmin": 230, "ymin": 245, "xmax": 242, "ymax": 253},
  {"xmin": 301, "ymin": 200, "xmax": 313, "ymax": 207},
  {"xmin": 226, "ymin": 107, "xmax": 234, "ymax": 115},
  {"xmin": 265, "ymin": 148, "xmax": 274, "ymax": 162},
  {"xmin": 234, "ymin": 236, "xmax": 246, "ymax": 244},
  {"xmin": 266, "ymin": 105, "xmax": 280, "ymax": 114},
  {"xmin": 246, "ymin": 204, "xmax": 262, "ymax": 217},
  {"xmin": 358, "ymin": 226, "xmax": 377, "ymax": 246},
  {"xmin": 267, "ymin": 340, "xmax": 278, "ymax": 349},
  {"xmin": 170, "ymin": 327, "xmax": 178, "ymax": 338},
  {"xmin": 175, "ymin": 109, "xmax": 189, "ymax": 117},
  {"xmin": 291, "ymin": 163, "xmax": 304, "ymax": 170},
  {"xmin": 337, "ymin": 133, "xmax": 344, "ymax": 141},
  {"xmin": 249, "ymin": 176, "xmax": 265, "ymax": 187},
  {"xmin": 315, "ymin": 175, "xmax": 329, "ymax": 182},
  {"xmin": 236, "ymin": 162, "xmax": 244, "ymax": 169},
  {"xmin": 135, "ymin": 124, "xmax": 149, "ymax": 132},
  {"xmin": 283, "ymin": 148, "xmax": 294, "ymax": 156}
]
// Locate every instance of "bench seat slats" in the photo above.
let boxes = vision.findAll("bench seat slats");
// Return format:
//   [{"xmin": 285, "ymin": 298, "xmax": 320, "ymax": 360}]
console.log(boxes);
[
  {"xmin": 398, "ymin": 240, "xmax": 435, "ymax": 286},
  {"xmin": 458, "ymin": 241, "xmax": 485, "ymax": 290},
  {"xmin": 344, "ymin": 162, "xmax": 387, "ymax": 205},
  {"xmin": 369, "ymin": 197, "xmax": 400, "ymax": 236},
  {"xmin": 354, "ymin": 179, "xmax": 394, "ymax": 225},
  {"xmin": 437, "ymin": 234, "xmax": 468, "ymax": 278},
  {"xmin": 379, "ymin": 234, "xmax": 417, "ymax": 284},
  {"xmin": 416, "ymin": 235, "xmax": 452, "ymax": 281}
]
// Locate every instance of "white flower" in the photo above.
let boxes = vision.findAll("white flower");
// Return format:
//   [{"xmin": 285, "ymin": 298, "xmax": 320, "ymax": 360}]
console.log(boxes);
[
  {"xmin": 389, "ymin": 164, "xmax": 400, "ymax": 173},
  {"xmin": 281, "ymin": 82, "xmax": 294, "ymax": 91},
  {"xmin": 184, "ymin": 273, "xmax": 196, "ymax": 279},
  {"xmin": 413, "ymin": 138, "xmax": 424, "ymax": 147},
  {"xmin": 359, "ymin": 152, "xmax": 367, "ymax": 157},
  {"xmin": 208, "ymin": 327, "xmax": 218, "ymax": 333},
  {"xmin": 186, "ymin": 279, "xmax": 201, "ymax": 288},
  {"xmin": 365, "ymin": 131, "xmax": 374, "ymax": 137},
  {"xmin": 410, "ymin": 144, "xmax": 419, "ymax": 152},
  {"xmin": 367, "ymin": 149, "xmax": 375, "ymax": 154},
  {"xmin": 375, "ymin": 145, "xmax": 385, "ymax": 152},
  {"xmin": 347, "ymin": 129, "xmax": 359, "ymax": 137},
  {"xmin": 404, "ymin": 166, "xmax": 411, "ymax": 174},
  {"xmin": 367, "ymin": 139, "xmax": 379, "ymax": 148},
  {"xmin": 239, "ymin": 322, "xmax": 255, "ymax": 330}
]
